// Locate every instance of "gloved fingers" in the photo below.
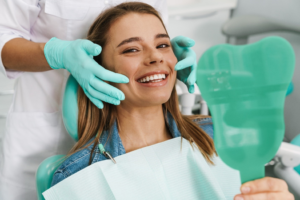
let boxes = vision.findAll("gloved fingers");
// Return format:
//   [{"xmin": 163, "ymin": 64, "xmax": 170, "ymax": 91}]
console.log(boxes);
[
  {"xmin": 87, "ymin": 85, "xmax": 121, "ymax": 106},
  {"xmin": 90, "ymin": 63, "xmax": 129, "ymax": 83},
  {"xmin": 90, "ymin": 77, "xmax": 125, "ymax": 100},
  {"xmin": 174, "ymin": 54, "xmax": 195, "ymax": 71},
  {"xmin": 171, "ymin": 36, "xmax": 195, "ymax": 48},
  {"xmin": 188, "ymin": 85, "xmax": 195, "ymax": 93},
  {"xmin": 81, "ymin": 40, "xmax": 102, "ymax": 56},
  {"xmin": 84, "ymin": 91, "xmax": 104, "ymax": 109},
  {"xmin": 186, "ymin": 61, "xmax": 197, "ymax": 86}
]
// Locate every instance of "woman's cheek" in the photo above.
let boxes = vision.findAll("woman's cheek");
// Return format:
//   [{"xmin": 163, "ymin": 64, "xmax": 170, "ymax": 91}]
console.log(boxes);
[
  {"xmin": 165, "ymin": 52, "xmax": 177, "ymax": 69},
  {"xmin": 165, "ymin": 52, "xmax": 177, "ymax": 82},
  {"xmin": 111, "ymin": 59, "xmax": 139, "ymax": 90}
]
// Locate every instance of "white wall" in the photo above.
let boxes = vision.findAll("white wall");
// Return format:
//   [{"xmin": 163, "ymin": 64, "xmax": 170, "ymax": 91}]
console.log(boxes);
[
  {"xmin": 231, "ymin": 0, "xmax": 300, "ymax": 141},
  {"xmin": 167, "ymin": 10, "xmax": 230, "ymax": 62}
]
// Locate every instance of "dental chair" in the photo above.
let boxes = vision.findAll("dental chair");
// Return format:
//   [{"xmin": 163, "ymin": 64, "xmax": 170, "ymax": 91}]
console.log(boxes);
[
  {"xmin": 221, "ymin": 2, "xmax": 300, "ymax": 198},
  {"xmin": 177, "ymin": 81, "xmax": 209, "ymax": 116}
]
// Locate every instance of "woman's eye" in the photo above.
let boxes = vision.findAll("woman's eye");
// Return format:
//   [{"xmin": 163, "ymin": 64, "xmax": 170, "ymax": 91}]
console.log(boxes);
[
  {"xmin": 123, "ymin": 48, "xmax": 139, "ymax": 54},
  {"xmin": 157, "ymin": 44, "xmax": 170, "ymax": 49}
]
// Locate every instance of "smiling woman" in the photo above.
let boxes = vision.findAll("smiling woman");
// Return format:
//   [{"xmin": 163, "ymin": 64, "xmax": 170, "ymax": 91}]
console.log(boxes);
[
  {"xmin": 51, "ymin": 2, "xmax": 215, "ymax": 186},
  {"xmin": 48, "ymin": 4, "xmax": 294, "ymax": 200}
]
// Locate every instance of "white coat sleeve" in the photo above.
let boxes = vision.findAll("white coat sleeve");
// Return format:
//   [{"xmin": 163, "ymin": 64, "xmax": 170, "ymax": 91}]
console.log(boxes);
[
  {"xmin": 154, "ymin": 0, "xmax": 169, "ymax": 26},
  {"xmin": 0, "ymin": 0, "xmax": 41, "ymax": 79}
]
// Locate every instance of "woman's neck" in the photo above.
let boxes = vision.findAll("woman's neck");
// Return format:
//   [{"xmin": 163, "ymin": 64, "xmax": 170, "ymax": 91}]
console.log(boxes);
[{"xmin": 116, "ymin": 104, "xmax": 172, "ymax": 153}]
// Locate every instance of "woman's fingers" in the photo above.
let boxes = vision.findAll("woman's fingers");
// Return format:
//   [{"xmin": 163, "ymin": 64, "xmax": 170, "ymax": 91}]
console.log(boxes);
[
  {"xmin": 234, "ymin": 191, "xmax": 294, "ymax": 200},
  {"xmin": 234, "ymin": 177, "xmax": 294, "ymax": 200},
  {"xmin": 241, "ymin": 177, "xmax": 288, "ymax": 194}
]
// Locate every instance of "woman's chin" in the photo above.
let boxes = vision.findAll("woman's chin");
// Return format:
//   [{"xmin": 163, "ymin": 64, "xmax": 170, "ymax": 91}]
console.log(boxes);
[
  {"xmin": 141, "ymin": 94, "xmax": 171, "ymax": 106},
  {"xmin": 123, "ymin": 94, "xmax": 171, "ymax": 108}
]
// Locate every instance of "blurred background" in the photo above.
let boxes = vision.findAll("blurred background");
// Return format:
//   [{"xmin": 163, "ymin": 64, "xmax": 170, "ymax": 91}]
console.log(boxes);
[{"xmin": 1, "ymin": 0, "xmax": 299, "ymax": 198}]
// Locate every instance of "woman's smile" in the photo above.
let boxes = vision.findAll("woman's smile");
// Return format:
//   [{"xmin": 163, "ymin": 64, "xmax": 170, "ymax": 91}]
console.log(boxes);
[{"xmin": 136, "ymin": 70, "xmax": 169, "ymax": 87}]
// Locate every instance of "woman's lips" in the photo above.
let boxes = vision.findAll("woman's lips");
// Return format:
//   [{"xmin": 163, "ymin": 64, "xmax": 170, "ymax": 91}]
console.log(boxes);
[
  {"xmin": 136, "ymin": 70, "xmax": 169, "ymax": 81},
  {"xmin": 136, "ymin": 74, "xmax": 168, "ymax": 87}
]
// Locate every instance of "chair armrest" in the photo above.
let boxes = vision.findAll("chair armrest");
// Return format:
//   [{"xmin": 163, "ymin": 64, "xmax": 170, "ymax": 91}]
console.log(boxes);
[
  {"xmin": 275, "ymin": 142, "xmax": 300, "ymax": 168},
  {"xmin": 222, "ymin": 15, "xmax": 300, "ymax": 37},
  {"xmin": 36, "ymin": 155, "xmax": 66, "ymax": 200}
]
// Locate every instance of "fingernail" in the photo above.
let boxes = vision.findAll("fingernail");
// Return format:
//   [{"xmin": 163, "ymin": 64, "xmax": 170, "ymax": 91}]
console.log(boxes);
[
  {"xmin": 241, "ymin": 187, "xmax": 251, "ymax": 194},
  {"xmin": 235, "ymin": 196, "xmax": 244, "ymax": 200},
  {"xmin": 95, "ymin": 46, "xmax": 101, "ymax": 55}
]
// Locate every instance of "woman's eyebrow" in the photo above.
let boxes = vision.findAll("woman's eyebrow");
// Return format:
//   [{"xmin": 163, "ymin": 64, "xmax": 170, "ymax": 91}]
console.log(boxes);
[
  {"xmin": 155, "ymin": 33, "xmax": 169, "ymax": 39},
  {"xmin": 117, "ymin": 37, "xmax": 142, "ymax": 48},
  {"xmin": 117, "ymin": 33, "xmax": 169, "ymax": 48}
]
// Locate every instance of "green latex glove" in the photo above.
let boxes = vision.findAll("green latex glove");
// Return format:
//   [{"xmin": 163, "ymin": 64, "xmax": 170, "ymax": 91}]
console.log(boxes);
[
  {"xmin": 44, "ymin": 37, "xmax": 129, "ymax": 109},
  {"xmin": 172, "ymin": 36, "xmax": 197, "ymax": 93},
  {"xmin": 197, "ymin": 36, "xmax": 295, "ymax": 183}
]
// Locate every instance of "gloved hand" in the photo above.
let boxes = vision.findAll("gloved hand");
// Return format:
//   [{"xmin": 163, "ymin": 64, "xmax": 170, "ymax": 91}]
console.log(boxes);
[
  {"xmin": 171, "ymin": 36, "xmax": 197, "ymax": 93},
  {"xmin": 44, "ymin": 37, "xmax": 129, "ymax": 109}
]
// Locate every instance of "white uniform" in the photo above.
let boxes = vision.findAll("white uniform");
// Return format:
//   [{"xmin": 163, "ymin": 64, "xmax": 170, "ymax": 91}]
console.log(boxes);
[{"xmin": 0, "ymin": 0, "xmax": 168, "ymax": 199}]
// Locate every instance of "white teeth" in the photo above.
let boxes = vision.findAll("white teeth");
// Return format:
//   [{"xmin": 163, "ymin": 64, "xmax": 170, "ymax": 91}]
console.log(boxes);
[{"xmin": 138, "ymin": 73, "xmax": 167, "ymax": 83}]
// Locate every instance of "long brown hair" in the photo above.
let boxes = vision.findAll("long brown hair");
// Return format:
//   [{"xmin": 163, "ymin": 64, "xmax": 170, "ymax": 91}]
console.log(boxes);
[{"xmin": 71, "ymin": 2, "xmax": 216, "ymax": 164}]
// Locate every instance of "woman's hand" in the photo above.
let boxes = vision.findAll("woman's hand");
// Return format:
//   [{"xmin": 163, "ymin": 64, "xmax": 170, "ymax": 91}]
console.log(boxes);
[{"xmin": 234, "ymin": 177, "xmax": 294, "ymax": 200}]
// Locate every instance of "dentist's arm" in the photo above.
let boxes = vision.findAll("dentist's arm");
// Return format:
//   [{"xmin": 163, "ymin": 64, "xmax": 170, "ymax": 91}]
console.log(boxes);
[
  {"xmin": 2, "ymin": 38, "xmax": 50, "ymax": 71},
  {"xmin": 2, "ymin": 37, "xmax": 129, "ymax": 109},
  {"xmin": 234, "ymin": 177, "xmax": 294, "ymax": 200}
]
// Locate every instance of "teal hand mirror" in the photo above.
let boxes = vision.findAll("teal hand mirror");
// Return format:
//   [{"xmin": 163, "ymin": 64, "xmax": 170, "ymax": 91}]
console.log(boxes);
[{"xmin": 196, "ymin": 37, "xmax": 295, "ymax": 183}]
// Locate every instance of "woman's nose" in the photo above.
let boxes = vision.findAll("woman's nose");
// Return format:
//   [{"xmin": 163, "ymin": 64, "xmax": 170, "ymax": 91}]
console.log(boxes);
[{"xmin": 144, "ymin": 49, "xmax": 163, "ymax": 66}]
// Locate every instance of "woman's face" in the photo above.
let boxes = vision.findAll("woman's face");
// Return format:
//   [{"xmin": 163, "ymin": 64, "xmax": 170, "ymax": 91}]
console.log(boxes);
[{"xmin": 101, "ymin": 13, "xmax": 177, "ymax": 108}]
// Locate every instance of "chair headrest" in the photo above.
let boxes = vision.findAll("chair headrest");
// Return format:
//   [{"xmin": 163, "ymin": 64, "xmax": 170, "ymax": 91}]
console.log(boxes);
[{"xmin": 62, "ymin": 75, "xmax": 79, "ymax": 141}]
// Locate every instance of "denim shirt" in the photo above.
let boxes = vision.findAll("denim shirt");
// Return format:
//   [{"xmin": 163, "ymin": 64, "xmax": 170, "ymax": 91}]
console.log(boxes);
[{"xmin": 51, "ymin": 113, "xmax": 214, "ymax": 187}]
